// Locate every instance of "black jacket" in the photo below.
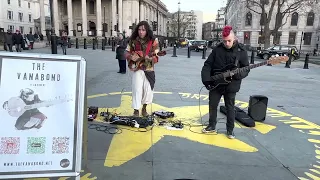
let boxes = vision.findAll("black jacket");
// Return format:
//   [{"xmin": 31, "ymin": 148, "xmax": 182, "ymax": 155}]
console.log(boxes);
[
  {"xmin": 116, "ymin": 39, "xmax": 127, "ymax": 60},
  {"xmin": 201, "ymin": 42, "xmax": 250, "ymax": 93}
]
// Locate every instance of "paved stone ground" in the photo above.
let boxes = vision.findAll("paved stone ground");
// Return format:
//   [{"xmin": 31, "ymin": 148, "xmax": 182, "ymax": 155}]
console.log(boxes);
[{"xmin": 8, "ymin": 47, "xmax": 320, "ymax": 180}]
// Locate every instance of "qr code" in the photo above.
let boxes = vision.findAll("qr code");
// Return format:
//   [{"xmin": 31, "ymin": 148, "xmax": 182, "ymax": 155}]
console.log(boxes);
[
  {"xmin": 27, "ymin": 137, "xmax": 46, "ymax": 154},
  {"xmin": 0, "ymin": 137, "xmax": 20, "ymax": 154},
  {"xmin": 52, "ymin": 137, "xmax": 70, "ymax": 154}
]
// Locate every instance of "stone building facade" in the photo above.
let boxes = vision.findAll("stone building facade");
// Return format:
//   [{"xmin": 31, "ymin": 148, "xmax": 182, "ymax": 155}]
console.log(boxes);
[
  {"xmin": 41, "ymin": 0, "xmax": 168, "ymax": 37},
  {"xmin": 225, "ymin": 0, "xmax": 319, "ymax": 51}
]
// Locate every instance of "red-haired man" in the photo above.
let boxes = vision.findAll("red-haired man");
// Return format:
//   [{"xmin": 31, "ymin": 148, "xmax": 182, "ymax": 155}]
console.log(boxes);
[{"xmin": 201, "ymin": 25, "xmax": 250, "ymax": 139}]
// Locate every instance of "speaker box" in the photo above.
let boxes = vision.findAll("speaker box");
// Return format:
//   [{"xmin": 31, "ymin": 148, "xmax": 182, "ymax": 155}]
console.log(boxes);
[{"xmin": 248, "ymin": 95, "xmax": 268, "ymax": 122}]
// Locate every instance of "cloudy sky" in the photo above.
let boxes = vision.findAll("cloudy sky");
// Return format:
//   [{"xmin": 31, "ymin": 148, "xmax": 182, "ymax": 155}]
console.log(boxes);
[{"xmin": 161, "ymin": 0, "xmax": 226, "ymax": 22}]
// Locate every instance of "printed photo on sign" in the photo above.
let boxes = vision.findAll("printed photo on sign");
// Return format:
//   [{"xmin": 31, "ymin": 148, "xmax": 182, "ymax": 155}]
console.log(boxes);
[{"xmin": 0, "ymin": 58, "xmax": 78, "ymax": 173}]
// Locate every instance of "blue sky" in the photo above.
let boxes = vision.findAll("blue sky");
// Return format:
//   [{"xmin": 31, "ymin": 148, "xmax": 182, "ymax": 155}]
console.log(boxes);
[{"xmin": 161, "ymin": 0, "xmax": 225, "ymax": 22}]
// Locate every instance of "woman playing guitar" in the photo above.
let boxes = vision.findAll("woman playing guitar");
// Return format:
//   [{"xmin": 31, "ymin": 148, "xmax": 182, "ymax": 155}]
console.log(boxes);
[{"xmin": 125, "ymin": 21, "xmax": 165, "ymax": 117}]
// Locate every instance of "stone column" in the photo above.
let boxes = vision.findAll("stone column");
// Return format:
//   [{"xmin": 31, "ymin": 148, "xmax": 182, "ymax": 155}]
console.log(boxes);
[
  {"xmin": 96, "ymin": 0, "xmax": 102, "ymax": 36},
  {"xmin": 39, "ymin": 0, "xmax": 45, "ymax": 35},
  {"xmin": 118, "ymin": 0, "xmax": 123, "ymax": 33},
  {"xmin": 81, "ymin": 0, "xmax": 87, "ymax": 36},
  {"xmin": 67, "ymin": 0, "xmax": 73, "ymax": 36},
  {"xmin": 150, "ymin": 7, "xmax": 153, "ymax": 24},
  {"xmin": 145, "ymin": 4, "xmax": 149, "ymax": 21},
  {"xmin": 112, "ymin": 0, "xmax": 117, "ymax": 36},
  {"xmin": 139, "ymin": 2, "xmax": 144, "ymax": 21},
  {"xmin": 53, "ymin": 0, "xmax": 59, "ymax": 34}
]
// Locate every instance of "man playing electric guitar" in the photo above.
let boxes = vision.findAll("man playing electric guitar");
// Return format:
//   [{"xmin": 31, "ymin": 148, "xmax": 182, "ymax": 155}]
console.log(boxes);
[{"xmin": 201, "ymin": 25, "xmax": 250, "ymax": 139}]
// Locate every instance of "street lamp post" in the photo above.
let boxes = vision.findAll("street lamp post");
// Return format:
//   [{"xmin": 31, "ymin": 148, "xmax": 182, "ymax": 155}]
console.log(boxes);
[
  {"xmin": 156, "ymin": 0, "xmax": 159, "ymax": 35},
  {"xmin": 177, "ymin": 1, "xmax": 180, "ymax": 40},
  {"xmin": 49, "ymin": 0, "xmax": 57, "ymax": 54}
]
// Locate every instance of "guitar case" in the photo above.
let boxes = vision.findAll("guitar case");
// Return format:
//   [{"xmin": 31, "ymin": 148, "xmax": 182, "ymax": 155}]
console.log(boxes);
[{"xmin": 219, "ymin": 105, "xmax": 255, "ymax": 127}]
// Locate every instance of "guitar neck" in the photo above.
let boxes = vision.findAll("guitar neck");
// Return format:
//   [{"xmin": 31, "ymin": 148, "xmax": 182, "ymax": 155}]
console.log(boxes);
[
  {"xmin": 212, "ymin": 61, "xmax": 268, "ymax": 80},
  {"xmin": 234, "ymin": 61, "xmax": 268, "ymax": 74},
  {"xmin": 25, "ymin": 98, "xmax": 69, "ymax": 110}
]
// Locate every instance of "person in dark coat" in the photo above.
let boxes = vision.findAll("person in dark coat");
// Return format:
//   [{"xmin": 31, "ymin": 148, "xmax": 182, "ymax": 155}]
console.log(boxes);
[
  {"xmin": 12, "ymin": 30, "xmax": 23, "ymax": 52},
  {"xmin": 201, "ymin": 25, "xmax": 250, "ymax": 139},
  {"xmin": 27, "ymin": 32, "xmax": 35, "ymax": 49},
  {"xmin": 60, "ymin": 31, "xmax": 68, "ymax": 55},
  {"xmin": 4, "ymin": 30, "xmax": 13, "ymax": 52},
  {"xmin": 116, "ymin": 33, "xmax": 127, "ymax": 74}
]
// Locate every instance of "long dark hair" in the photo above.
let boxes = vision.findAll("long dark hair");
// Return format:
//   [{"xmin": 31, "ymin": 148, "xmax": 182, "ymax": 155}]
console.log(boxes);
[{"xmin": 130, "ymin": 21, "xmax": 154, "ymax": 41}]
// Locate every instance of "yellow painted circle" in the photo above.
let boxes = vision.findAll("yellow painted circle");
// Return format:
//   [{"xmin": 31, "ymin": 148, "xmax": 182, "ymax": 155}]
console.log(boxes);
[{"xmin": 87, "ymin": 91, "xmax": 320, "ymax": 180}]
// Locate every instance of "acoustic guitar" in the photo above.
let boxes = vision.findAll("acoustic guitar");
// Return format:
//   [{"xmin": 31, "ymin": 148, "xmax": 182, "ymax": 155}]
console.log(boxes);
[
  {"xmin": 128, "ymin": 50, "xmax": 166, "ymax": 71},
  {"xmin": 5, "ymin": 95, "xmax": 73, "ymax": 117},
  {"xmin": 208, "ymin": 55, "xmax": 289, "ymax": 89}
]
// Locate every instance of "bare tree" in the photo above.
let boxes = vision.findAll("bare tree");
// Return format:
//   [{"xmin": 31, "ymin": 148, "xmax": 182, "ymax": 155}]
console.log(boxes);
[
  {"xmin": 245, "ymin": 0, "xmax": 312, "ymax": 48},
  {"xmin": 167, "ymin": 13, "xmax": 194, "ymax": 39}
]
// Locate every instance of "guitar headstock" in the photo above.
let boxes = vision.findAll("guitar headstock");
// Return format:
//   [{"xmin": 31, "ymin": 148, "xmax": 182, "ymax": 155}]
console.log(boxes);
[{"xmin": 267, "ymin": 55, "xmax": 289, "ymax": 65}]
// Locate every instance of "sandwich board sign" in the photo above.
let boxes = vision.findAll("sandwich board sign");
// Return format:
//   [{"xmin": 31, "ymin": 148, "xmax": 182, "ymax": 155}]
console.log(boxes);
[{"xmin": 0, "ymin": 52, "xmax": 86, "ymax": 179}]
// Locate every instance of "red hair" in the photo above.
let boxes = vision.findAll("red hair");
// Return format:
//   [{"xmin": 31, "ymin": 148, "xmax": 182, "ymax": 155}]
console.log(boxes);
[{"xmin": 222, "ymin": 26, "xmax": 233, "ymax": 37}]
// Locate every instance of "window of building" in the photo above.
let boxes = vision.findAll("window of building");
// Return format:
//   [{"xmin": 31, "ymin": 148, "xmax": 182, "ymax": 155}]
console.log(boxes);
[
  {"xmin": 63, "ymin": 1, "xmax": 67, "ymax": 15},
  {"xmin": 307, "ymin": 12, "xmax": 314, "ymax": 26},
  {"xmin": 258, "ymin": 31, "xmax": 264, "ymax": 44},
  {"xmin": 29, "ymin": 27, "xmax": 32, "ymax": 33},
  {"xmin": 18, "ymin": 12, "xmax": 23, "ymax": 22},
  {"xmin": 244, "ymin": 31, "xmax": 251, "ymax": 45},
  {"xmin": 8, "ymin": 25, "xmax": 14, "ymax": 31},
  {"xmin": 245, "ymin": 12, "xmax": 252, "ymax": 26},
  {"xmin": 18, "ymin": 0, "xmax": 21, "ymax": 7},
  {"xmin": 89, "ymin": 0, "xmax": 95, "ymax": 14},
  {"xmin": 304, "ymin": 32, "xmax": 312, "ymax": 45},
  {"xmin": 7, "ymin": 11, "xmax": 13, "ymax": 20},
  {"xmin": 19, "ymin": 26, "xmax": 24, "ymax": 34},
  {"xmin": 28, "ymin": 2, "xmax": 30, "ymax": 9},
  {"xmin": 288, "ymin": 32, "xmax": 296, "ymax": 44},
  {"xmin": 290, "ymin": 12, "xmax": 298, "ymax": 26},
  {"xmin": 29, "ymin": 14, "xmax": 32, "ymax": 22},
  {"xmin": 7, "ymin": 0, "xmax": 10, "ymax": 5}
]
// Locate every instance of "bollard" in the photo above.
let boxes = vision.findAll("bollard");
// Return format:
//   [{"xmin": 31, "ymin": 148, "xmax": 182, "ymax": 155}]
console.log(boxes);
[
  {"xmin": 96, "ymin": 37, "xmax": 98, "ymax": 49},
  {"xmin": 51, "ymin": 34, "xmax": 58, "ymax": 54},
  {"xmin": 172, "ymin": 45, "xmax": 177, "ymax": 57},
  {"xmin": 68, "ymin": 37, "xmax": 71, "ymax": 48},
  {"xmin": 92, "ymin": 38, "xmax": 96, "ymax": 50},
  {"xmin": 303, "ymin": 53, "xmax": 309, "ymax": 69},
  {"xmin": 187, "ymin": 46, "xmax": 190, "ymax": 58},
  {"xmin": 102, "ymin": 39, "xmax": 105, "ymax": 50},
  {"xmin": 111, "ymin": 38, "xmax": 115, "ymax": 51},
  {"xmin": 76, "ymin": 38, "xmax": 79, "ymax": 49},
  {"xmin": 84, "ymin": 38, "xmax": 87, "ymax": 49},
  {"xmin": 202, "ymin": 47, "xmax": 206, "ymax": 59},
  {"xmin": 250, "ymin": 50, "xmax": 254, "ymax": 64}
]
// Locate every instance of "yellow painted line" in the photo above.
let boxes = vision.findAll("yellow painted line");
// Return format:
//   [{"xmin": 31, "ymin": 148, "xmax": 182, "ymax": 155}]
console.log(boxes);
[{"xmin": 87, "ymin": 93, "xmax": 108, "ymax": 99}]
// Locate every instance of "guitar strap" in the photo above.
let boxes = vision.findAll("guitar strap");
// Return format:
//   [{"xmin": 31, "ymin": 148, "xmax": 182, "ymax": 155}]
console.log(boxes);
[
  {"xmin": 145, "ymin": 40, "xmax": 153, "ymax": 56},
  {"xmin": 234, "ymin": 47, "xmax": 241, "ymax": 67}
]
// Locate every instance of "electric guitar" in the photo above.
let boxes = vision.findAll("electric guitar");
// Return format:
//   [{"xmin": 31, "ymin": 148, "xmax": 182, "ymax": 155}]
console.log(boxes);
[
  {"xmin": 209, "ymin": 55, "xmax": 289, "ymax": 88},
  {"xmin": 128, "ymin": 50, "xmax": 166, "ymax": 71},
  {"xmin": 5, "ymin": 95, "xmax": 73, "ymax": 117}
]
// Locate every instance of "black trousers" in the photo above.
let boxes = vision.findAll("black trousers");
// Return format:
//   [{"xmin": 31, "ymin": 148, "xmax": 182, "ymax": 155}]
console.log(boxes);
[
  {"xmin": 209, "ymin": 89, "xmax": 236, "ymax": 132},
  {"xmin": 118, "ymin": 59, "xmax": 126, "ymax": 72}
]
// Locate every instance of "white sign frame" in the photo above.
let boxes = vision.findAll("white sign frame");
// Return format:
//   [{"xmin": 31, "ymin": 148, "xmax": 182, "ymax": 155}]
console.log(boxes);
[{"xmin": 0, "ymin": 52, "xmax": 86, "ymax": 180}]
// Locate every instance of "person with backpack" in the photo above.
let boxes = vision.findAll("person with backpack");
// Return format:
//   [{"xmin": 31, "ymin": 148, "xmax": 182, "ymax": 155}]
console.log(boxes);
[{"xmin": 125, "ymin": 21, "xmax": 160, "ymax": 117}]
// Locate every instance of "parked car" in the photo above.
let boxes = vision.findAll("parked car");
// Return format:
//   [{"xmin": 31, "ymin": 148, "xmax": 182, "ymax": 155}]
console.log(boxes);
[
  {"xmin": 190, "ymin": 40, "xmax": 207, "ymax": 51},
  {"xmin": 256, "ymin": 45, "xmax": 299, "ymax": 60}
]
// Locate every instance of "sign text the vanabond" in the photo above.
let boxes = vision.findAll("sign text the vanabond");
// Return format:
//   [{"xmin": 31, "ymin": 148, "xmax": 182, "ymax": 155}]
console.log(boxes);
[{"xmin": 17, "ymin": 63, "xmax": 60, "ymax": 81}]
